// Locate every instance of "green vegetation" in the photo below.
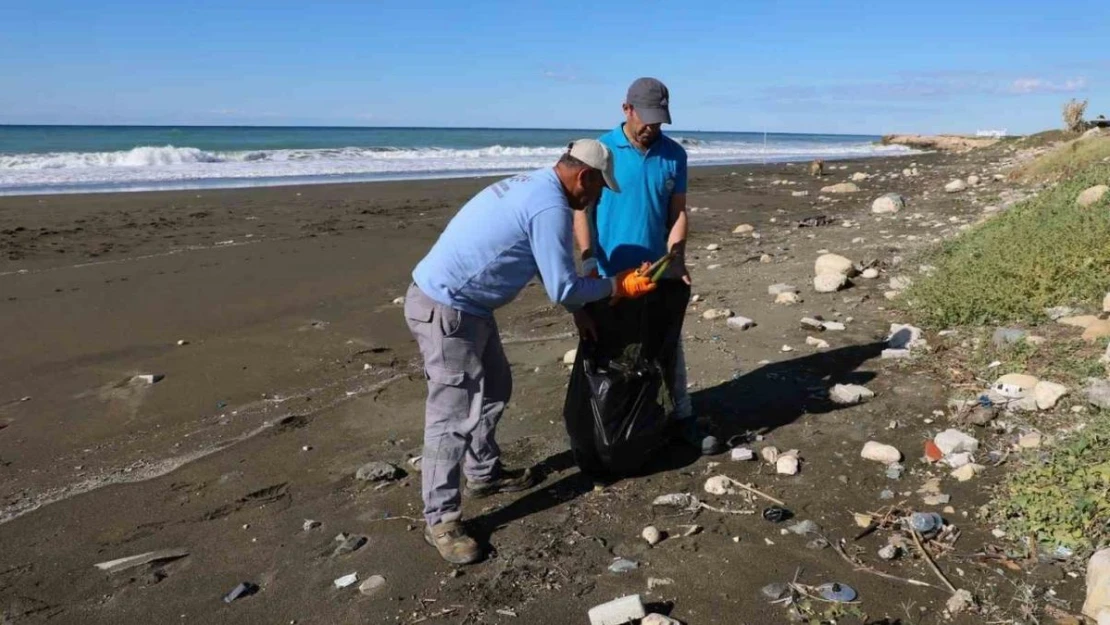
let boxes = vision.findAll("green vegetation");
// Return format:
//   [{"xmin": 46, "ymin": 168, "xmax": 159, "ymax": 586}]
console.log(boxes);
[
  {"xmin": 994, "ymin": 412, "xmax": 1110, "ymax": 555},
  {"xmin": 907, "ymin": 163, "xmax": 1110, "ymax": 327},
  {"xmin": 965, "ymin": 332, "xmax": 1105, "ymax": 387},
  {"xmin": 1012, "ymin": 134, "xmax": 1110, "ymax": 183}
]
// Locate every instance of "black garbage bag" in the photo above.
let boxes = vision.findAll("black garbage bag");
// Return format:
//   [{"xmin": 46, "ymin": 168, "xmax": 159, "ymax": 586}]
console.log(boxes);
[{"xmin": 562, "ymin": 280, "xmax": 690, "ymax": 478}]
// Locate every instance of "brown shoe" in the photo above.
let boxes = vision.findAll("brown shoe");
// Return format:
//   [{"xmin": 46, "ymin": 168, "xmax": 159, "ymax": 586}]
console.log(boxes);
[
  {"xmin": 424, "ymin": 520, "xmax": 482, "ymax": 565},
  {"xmin": 464, "ymin": 466, "xmax": 538, "ymax": 499}
]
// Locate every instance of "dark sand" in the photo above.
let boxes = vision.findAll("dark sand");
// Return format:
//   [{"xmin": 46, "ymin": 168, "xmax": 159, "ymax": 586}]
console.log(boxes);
[{"xmin": 0, "ymin": 153, "xmax": 1084, "ymax": 623}]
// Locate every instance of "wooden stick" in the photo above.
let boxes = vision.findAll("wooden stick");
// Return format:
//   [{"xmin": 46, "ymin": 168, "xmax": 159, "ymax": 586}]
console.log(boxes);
[
  {"xmin": 725, "ymin": 478, "xmax": 786, "ymax": 506},
  {"xmin": 830, "ymin": 538, "xmax": 945, "ymax": 591},
  {"xmin": 911, "ymin": 529, "xmax": 959, "ymax": 593}
]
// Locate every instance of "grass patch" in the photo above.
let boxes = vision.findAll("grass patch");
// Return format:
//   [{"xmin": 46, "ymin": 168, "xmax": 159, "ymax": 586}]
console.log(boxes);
[
  {"xmin": 1010, "ymin": 129, "xmax": 1079, "ymax": 149},
  {"xmin": 906, "ymin": 163, "xmax": 1110, "ymax": 327},
  {"xmin": 1011, "ymin": 134, "xmax": 1110, "ymax": 183},
  {"xmin": 994, "ymin": 411, "xmax": 1110, "ymax": 555}
]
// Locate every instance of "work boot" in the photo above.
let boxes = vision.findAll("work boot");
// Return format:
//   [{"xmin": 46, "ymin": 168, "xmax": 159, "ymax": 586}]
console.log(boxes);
[
  {"xmin": 424, "ymin": 520, "xmax": 482, "ymax": 565},
  {"xmin": 678, "ymin": 418, "xmax": 722, "ymax": 456},
  {"xmin": 464, "ymin": 466, "xmax": 538, "ymax": 499}
]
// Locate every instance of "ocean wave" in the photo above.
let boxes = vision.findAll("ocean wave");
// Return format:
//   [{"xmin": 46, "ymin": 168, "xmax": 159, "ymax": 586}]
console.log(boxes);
[{"xmin": 0, "ymin": 141, "xmax": 918, "ymax": 195}]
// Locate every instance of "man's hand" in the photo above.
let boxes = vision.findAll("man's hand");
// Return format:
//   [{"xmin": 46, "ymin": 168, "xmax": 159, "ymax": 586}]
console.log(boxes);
[
  {"xmin": 581, "ymin": 256, "xmax": 599, "ymax": 278},
  {"xmin": 573, "ymin": 308, "xmax": 598, "ymax": 342},
  {"xmin": 676, "ymin": 258, "xmax": 692, "ymax": 286},
  {"xmin": 613, "ymin": 263, "xmax": 657, "ymax": 299}
]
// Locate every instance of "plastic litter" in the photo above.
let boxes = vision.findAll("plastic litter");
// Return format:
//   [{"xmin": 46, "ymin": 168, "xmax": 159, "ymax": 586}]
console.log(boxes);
[
  {"xmin": 817, "ymin": 582, "xmax": 857, "ymax": 602},
  {"xmin": 222, "ymin": 582, "xmax": 258, "ymax": 603},
  {"xmin": 908, "ymin": 512, "xmax": 944, "ymax": 534},
  {"xmin": 608, "ymin": 558, "xmax": 639, "ymax": 573},
  {"xmin": 762, "ymin": 506, "xmax": 793, "ymax": 523}
]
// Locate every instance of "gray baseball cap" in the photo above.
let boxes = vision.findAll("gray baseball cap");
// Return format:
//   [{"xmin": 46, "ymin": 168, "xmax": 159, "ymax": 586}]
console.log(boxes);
[{"xmin": 626, "ymin": 77, "xmax": 672, "ymax": 125}]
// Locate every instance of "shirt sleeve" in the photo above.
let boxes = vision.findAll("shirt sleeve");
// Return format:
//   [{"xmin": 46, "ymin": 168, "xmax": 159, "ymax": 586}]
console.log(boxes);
[
  {"xmin": 529, "ymin": 206, "xmax": 613, "ymax": 309},
  {"xmin": 673, "ymin": 147, "xmax": 689, "ymax": 194}
]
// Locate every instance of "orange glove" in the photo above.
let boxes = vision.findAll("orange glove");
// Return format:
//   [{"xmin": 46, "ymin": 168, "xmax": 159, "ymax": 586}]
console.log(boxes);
[{"xmin": 613, "ymin": 263, "xmax": 657, "ymax": 299}]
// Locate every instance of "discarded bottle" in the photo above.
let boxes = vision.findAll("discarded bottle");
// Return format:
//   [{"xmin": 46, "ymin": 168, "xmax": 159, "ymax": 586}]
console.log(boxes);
[
  {"xmin": 817, "ymin": 582, "xmax": 857, "ymax": 602},
  {"xmin": 908, "ymin": 512, "xmax": 944, "ymax": 534},
  {"xmin": 608, "ymin": 558, "xmax": 639, "ymax": 574},
  {"xmin": 762, "ymin": 506, "xmax": 793, "ymax": 523}
]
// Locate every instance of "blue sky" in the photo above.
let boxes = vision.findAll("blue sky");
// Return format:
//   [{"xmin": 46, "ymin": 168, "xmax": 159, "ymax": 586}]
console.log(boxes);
[{"xmin": 1, "ymin": 0, "xmax": 1107, "ymax": 134}]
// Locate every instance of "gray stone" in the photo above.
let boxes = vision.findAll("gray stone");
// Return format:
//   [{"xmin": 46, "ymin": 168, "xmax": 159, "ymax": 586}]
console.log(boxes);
[
  {"xmin": 945, "ymin": 179, "xmax": 967, "ymax": 193},
  {"xmin": 946, "ymin": 589, "xmax": 976, "ymax": 615},
  {"xmin": 830, "ymin": 384, "xmax": 874, "ymax": 405},
  {"xmin": 726, "ymin": 316, "xmax": 755, "ymax": 331},
  {"xmin": 878, "ymin": 544, "xmax": 900, "ymax": 560},
  {"xmin": 888, "ymin": 323, "xmax": 925, "ymax": 350},
  {"xmin": 821, "ymin": 182, "xmax": 860, "ymax": 194},
  {"xmin": 1077, "ymin": 185, "xmax": 1109, "ymax": 208},
  {"xmin": 608, "ymin": 558, "xmax": 639, "ymax": 573},
  {"xmin": 1086, "ymin": 379, "xmax": 1110, "ymax": 409},
  {"xmin": 355, "ymin": 461, "xmax": 404, "ymax": 482},
  {"xmin": 768, "ymin": 283, "xmax": 799, "ymax": 296},
  {"xmin": 871, "ymin": 193, "xmax": 906, "ymax": 214},
  {"xmin": 934, "ymin": 429, "xmax": 979, "ymax": 455},
  {"xmin": 814, "ymin": 273, "xmax": 848, "ymax": 293},
  {"xmin": 589, "ymin": 595, "xmax": 646, "ymax": 625},
  {"xmin": 991, "ymin": 327, "xmax": 1027, "ymax": 348},
  {"xmin": 1083, "ymin": 548, "xmax": 1110, "ymax": 621},
  {"xmin": 358, "ymin": 575, "xmax": 387, "ymax": 596},
  {"xmin": 333, "ymin": 535, "xmax": 368, "ymax": 556},
  {"xmin": 762, "ymin": 583, "xmax": 791, "ymax": 599}
]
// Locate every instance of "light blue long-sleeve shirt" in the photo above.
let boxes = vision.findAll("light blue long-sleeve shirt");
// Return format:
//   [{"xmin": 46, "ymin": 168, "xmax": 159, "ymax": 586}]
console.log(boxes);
[{"xmin": 412, "ymin": 167, "xmax": 614, "ymax": 317}]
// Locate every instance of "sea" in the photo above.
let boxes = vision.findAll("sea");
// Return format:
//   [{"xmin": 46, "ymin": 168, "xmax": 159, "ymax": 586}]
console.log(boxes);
[{"xmin": 0, "ymin": 126, "xmax": 916, "ymax": 196}]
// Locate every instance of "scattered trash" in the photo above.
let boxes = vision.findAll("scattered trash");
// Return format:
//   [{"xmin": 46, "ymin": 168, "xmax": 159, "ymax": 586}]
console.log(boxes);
[
  {"xmin": 908, "ymin": 512, "xmax": 944, "ymax": 535},
  {"xmin": 762, "ymin": 506, "xmax": 793, "ymax": 523},
  {"xmin": 608, "ymin": 558, "xmax": 639, "ymax": 574},
  {"xmin": 885, "ymin": 463, "xmax": 905, "ymax": 480},
  {"xmin": 652, "ymin": 493, "xmax": 700, "ymax": 509},
  {"xmin": 817, "ymin": 582, "xmax": 857, "ymax": 603},
  {"xmin": 642, "ymin": 526, "xmax": 662, "ymax": 546},
  {"xmin": 222, "ymin": 581, "xmax": 258, "ymax": 603},
  {"xmin": 647, "ymin": 577, "xmax": 674, "ymax": 590},
  {"xmin": 924, "ymin": 440, "xmax": 944, "ymax": 462},
  {"xmin": 95, "ymin": 548, "xmax": 189, "ymax": 574},
  {"xmin": 588, "ymin": 594, "xmax": 646, "ymax": 625},
  {"xmin": 133, "ymin": 374, "xmax": 164, "ymax": 385},
  {"xmin": 358, "ymin": 575, "xmax": 386, "ymax": 596},
  {"xmin": 730, "ymin": 447, "xmax": 755, "ymax": 461},
  {"xmin": 879, "ymin": 489, "xmax": 895, "ymax": 500},
  {"xmin": 934, "ymin": 429, "xmax": 979, "ymax": 456},
  {"xmin": 333, "ymin": 573, "xmax": 359, "ymax": 589},
  {"xmin": 302, "ymin": 519, "xmax": 321, "ymax": 532},
  {"xmin": 787, "ymin": 520, "xmax": 821, "ymax": 536}
]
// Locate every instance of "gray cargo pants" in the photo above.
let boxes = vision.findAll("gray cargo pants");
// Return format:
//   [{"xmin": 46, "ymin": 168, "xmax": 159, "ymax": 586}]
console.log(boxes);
[{"xmin": 403, "ymin": 284, "xmax": 511, "ymax": 527}]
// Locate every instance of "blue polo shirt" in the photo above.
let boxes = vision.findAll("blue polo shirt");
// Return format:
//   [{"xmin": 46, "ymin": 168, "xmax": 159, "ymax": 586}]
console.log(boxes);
[{"xmin": 593, "ymin": 124, "xmax": 688, "ymax": 277}]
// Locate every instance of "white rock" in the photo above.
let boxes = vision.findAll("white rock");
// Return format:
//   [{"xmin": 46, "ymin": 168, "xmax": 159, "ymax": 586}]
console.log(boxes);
[
  {"xmin": 776, "ymin": 455, "xmax": 800, "ymax": 475},
  {"xmin": 391, "ymin": 296, "xmax": 406, "ymax": 305},
  {"xmin": 780, "ymin": 344, "xmax": 794, "ymax": 353},
  {"xmin": 641, "ymin": 526, "xmax": 662, "ymax": 546},
  {"xmin": 563, "ymin": 349, "xmax": 577, "ymax": 365},
  {"xmin": 944, "ymin": 452, "xmax": 974, "ymax": 469},
  {"xmin": 861, "ymin": 268, "xmax": 880, "ymax": 279},
  {"xmin": 726, "ymin": 316, "xmax": 755, "ymax": 331},
  {"xmin": 806, "ymin": 336, "xmax": 830, "ymax": 350},
  {"xmin": 861, "ymin": 441, "xmax": 902, "ymax": 464},
  {"xmin": 850, "ymin": 172, "xmax": 869, "ymax": 181},
  {"xmin": 358, "ymin": 575, "xmax": 387, "ymax": 596},
  {"xmin": 792, "ymin": 190, "xmax": 809, "ymax": 197},
  {"xmin": 589, "ymin": 595, "xmax": 646, "ymax": 625},
  {"xmin": 768, "ymin": 283, "xmax": 799, "ymax": 295},
  {"xmin": 902, "ymin": 168, "xmax": 913, "ymax": 177},
  {"xmin": 705, "ymin": 243, "xmax": 720, "ymax": 251},
  {"xmin": 888, "ymin": 323, "xmax": 925, "ymax": 350},
  {"xmin": 992, "ymin": 373, "xmax": 1039, "ymax": 399},
  {"xmin": 814, "ymin": 273, "xmax": 848, "ymax": 293},
  {"xmin": 951, "ymin": 463, "xmax": 984, "ymax": 482},
  {"xmin": 733, "ymin": 224, "xmax": 755, "ymax": 234},
  {"xmin": 641, "ymin": 615, "xmax": 682, "ymax": 625},
  {"xmin": 704, "ymin": 475, "xmax": 735, "ymax": 495},
  {"xmin": 800, "ymin": 317, "xmax": 825, "ymax": 331},
  {"xmin": 1077, "ymin": 185, "xmax": 1109, "ymax": 208},
  {"xmin": 702, "ymin": 308, "xmax": 732, "ymax": 321},
  {"xmin": 967, "ymin": 175, "xmax": 981, "ymax": 186},
  {"xmin": 730, "ymin": 447, "xmax": 755, "ymax": 461},
  {"xmin": 947, "ymin": 589, "xmax": 976, "ymax": 615},
  {"xmin": 775, "ymin": 292, "xmax": 801, "ymax": 305},
  {"xmin": 1034, "ymin": 381, "xmax": 1068, "ymax": 410},
  {"xmin": 822, "ymin": 321, "xmax": 846, "ymax": 331},
  {"xmin": 761, "ymin": 446, "xmax": 780, "ymax": 464},
  {"xmin": 944, "ymin": 179, "xmax": 967, "ymax": 193},
  {"xmin": 879, "ymin": 544, "xmax": 900, "ymax": 560},
  {"xmin": 830, "ymin": 384, "xmax": 875, "ymax": 405},
  {"xmin": 1017, "ymin": 432, "xmax": 1043, "ymax": 449},
  {"xmin": 821, "ymin": 182, "xmax": 860, "ymax": 194},
  {"xmin": 1083, "ymin": 549, "xmax": 1110, "ymax": 621},
  {"xmin": 934, "ymin": 429, "xmax": 979, "ymax": 455},
  {"xmin": 881, "ymin": 348, "xmax": 910, "ymax": 359},
  {"xmin": 871, "ymin": 193, "xmax": 906, "ymax": 214},
  {"xmin": 814, "ymin": 253, "xmax": 856, "ymax": 277},
  {"xmin": 1104, "ymin": 292, "xmax": 1110, "ymax": 313}
]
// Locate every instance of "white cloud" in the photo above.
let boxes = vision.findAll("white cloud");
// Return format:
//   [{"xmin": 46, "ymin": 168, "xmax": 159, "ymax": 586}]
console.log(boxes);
[{"xmin": 1008, "ymin": 77, "xmax": 1087, "ymax": 94}]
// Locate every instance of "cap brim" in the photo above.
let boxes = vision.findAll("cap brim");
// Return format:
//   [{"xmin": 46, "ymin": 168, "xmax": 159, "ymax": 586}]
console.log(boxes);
[
  {"xmin": 636, "ymin": 106, "xmax": 671, "ymax": 125},
  {"xmin": 601, "ymin": 162, "xmax": 620, "ymax": 193}
]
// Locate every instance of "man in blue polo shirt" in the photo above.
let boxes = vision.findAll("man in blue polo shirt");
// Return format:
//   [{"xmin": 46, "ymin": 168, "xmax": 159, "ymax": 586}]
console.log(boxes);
[{"xmin": 573, "ymin": 77, "xmax": 722, "ymax": 456}]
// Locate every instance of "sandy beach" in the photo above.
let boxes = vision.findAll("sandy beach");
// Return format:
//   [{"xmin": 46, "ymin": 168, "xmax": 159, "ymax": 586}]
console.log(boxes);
[{"xmin": 0, "ymin": 150, "xmax": 1088, "ymax": 624}]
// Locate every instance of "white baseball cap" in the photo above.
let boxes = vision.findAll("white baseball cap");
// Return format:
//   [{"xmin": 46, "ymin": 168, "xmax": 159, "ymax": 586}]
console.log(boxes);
[{"xmin": 567, "ymin": 139, "xmax": 620, "ymax": 193}]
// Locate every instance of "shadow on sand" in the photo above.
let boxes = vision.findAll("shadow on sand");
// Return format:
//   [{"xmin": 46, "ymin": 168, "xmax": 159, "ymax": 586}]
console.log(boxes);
[{"xmin": 470, "ymin": 340, "xmax": 885, "ymax": 544}]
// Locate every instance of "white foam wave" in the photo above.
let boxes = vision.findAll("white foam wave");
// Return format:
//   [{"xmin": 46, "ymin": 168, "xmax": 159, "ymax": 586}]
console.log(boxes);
[{"xmin": 0, "ymin": 141, "xmax": 917, "ymax": 195}]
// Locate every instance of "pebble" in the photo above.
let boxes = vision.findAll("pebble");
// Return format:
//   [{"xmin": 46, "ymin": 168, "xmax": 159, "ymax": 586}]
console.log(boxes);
[
  {"xmin": 641, "ymin": 615, "xmax": 682, "ymax": 625},
  {"xmin": 951, "ymin": 463, "xmax": 985, "ymax": 482},
  {"xmin": 860, "ymin": 441, "xmax": 901, "ymax": 464},
  {"xmin": 806, "ymin": 336, "xmax": 830, "ymax": 350},
  {"xmin": 768, "ymin": 283, "xmax": 799, "ymax": 296},
  {"xmin": 702, "ymin": 308, "xmax": 732, "ymax": 321},
  {"xmin": 641, "ymin": 526, "xmax": 662, "ymax": 546},
  {"xmin": 830, "ymin": 384, "xmax": 874, "ymax": 405},
  {"xmin": 934, "ymin": 429, "xmax": 979, "ymax": 455},
  {"xmin": 303, "ymin": 519, "xmax": 321, "ymax": 532},
  {"xmin": 358, "ymin": 575, "xmax": 387, "ymax": 596},
  {"xmin": 733, "ymin": 224, "xmax": 754, "ymax": 234},
  {"xmin": 781, "ymin": 345, "xmax": 794, "ymax": 352},
  {"xmin": 1017, "ymin": 432, "xmax": 1043, "ymax": 449},
  {"xmin": 762, "ymin": 583, "xmax": 790, "ymax": 599},
  {"xmin": 563, "ymin": 349, "xmax": 577, "ymax": 365},
  {"xmin": 391, "ymin": 296, "xmax": 405, "ymax": 305},
  {"xmin": 1034, "ymin": 380, "xmax": 1068, "ymax": 410},
  {"xmin": 730, "ymin": 447, "xmax": 755, "ymax": 461},
  {"xmin": 333, "ymin": 535, "xmax": 368, "ymax": 556},
  {"xmin": 878, "ymin": 544, "xmax": 900, "ymax": 560},
  {"xmin": 861, "ymin": 268, "xmax": 880, "ymax": 279},
  {"xmin": 333, "ymin": 573, "xmax": 359, "ymax": 589},
  {"xmin": 776, "ymin": 455, "xmax": 800, "ymax": 475},
  {"xmin": 923, "ymin": 494, "xmax": 951, "ymax": 506},
  {"xmin": 1087, "ymin": 379, "xmax": 1110, "ymax": 409},
  {"xmin": 355, "ymin": 461, "xmax": 404, "ymax": 482},
  {"xmin": 726, "ymin": 316, "xmax": 755, "ymax": 330},
  {"xmin": 822, "ymin": 321, "xmax": 846, "ymax": 331}
]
